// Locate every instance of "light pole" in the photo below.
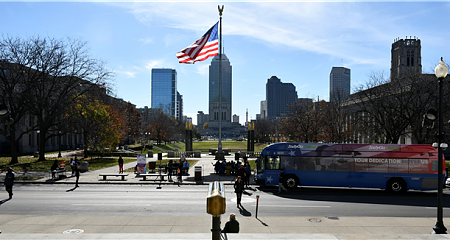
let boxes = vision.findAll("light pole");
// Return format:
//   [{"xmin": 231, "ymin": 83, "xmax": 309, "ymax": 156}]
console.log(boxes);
[
  {"xmin": 58, "ymin": 131, "xmax": 62, "ymax": 158},
  {"xmin": 433, "ymin": 57, "xmax": 448, "ymax": 234}
]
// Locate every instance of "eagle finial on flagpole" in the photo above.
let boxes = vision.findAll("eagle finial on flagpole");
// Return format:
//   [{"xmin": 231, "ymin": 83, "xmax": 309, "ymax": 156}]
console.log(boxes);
[{"xmin": 218, "ymin": 5, "xmax": 224, "ymax": 16}]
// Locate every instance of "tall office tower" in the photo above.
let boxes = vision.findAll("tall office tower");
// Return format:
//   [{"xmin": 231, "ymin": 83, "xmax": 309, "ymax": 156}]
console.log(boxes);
[
  {"xmin": 197, "ymin": 111, "xmax": 206, "ymax": 128},
  {"xmin": 260, "ymin": 100, "xmax": 266, "ymax": 120},
  {"xmin": 390, "ymin": 36, "xmax": 422, "ymax": 81},
  {"xmin": 151, "ymin": 68, "xmax": 177, "ymax": 117},
  {"xmin": 329, "ymin": 67, "xmax": 351, "ymax": 102},
  {"xmin": 208, "ymin": 54, "xmax": 232, "ymax": 132},
  {"xmin": 232, "ymin": 114, "xmax": 239, "ymax": 123},
  {"xmin": 266, "ymin": 76, "xmax": 298, "ymax": 119},
  {"xmin": 177, "ymin": 91, "xmax": 183, "ymax": 122}
]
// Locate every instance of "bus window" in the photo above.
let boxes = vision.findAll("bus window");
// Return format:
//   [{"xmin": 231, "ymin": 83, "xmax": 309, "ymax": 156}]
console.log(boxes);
[{"xmin": 266, "ymin": 156, "xmax": 280, "ymax": 170}]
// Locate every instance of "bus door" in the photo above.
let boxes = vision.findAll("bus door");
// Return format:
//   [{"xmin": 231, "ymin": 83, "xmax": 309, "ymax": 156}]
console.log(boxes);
[{"xmin": 264, "ymin": 155, "xmax": 281, "ymax": 185}]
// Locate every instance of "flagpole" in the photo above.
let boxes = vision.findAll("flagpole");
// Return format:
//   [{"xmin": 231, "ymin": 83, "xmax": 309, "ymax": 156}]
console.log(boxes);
[{"xmin": 217, "ymin": 5, "xmax": 223, "ymax": 156}]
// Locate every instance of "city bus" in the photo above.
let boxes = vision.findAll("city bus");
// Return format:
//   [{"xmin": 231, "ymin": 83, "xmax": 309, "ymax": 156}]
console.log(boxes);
[{"xmin": 254, "ymin": 142, "xmax": 446, "ymax": 192}]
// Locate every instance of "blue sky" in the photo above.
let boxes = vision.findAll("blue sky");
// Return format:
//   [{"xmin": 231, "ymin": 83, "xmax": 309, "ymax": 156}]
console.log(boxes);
[{"xmin": 2, "ymin": 1, "xmax": 450, "ymax": 125}]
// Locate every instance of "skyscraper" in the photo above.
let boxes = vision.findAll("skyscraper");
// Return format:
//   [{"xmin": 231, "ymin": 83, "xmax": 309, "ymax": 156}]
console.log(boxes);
[
  {"xmin": 266, "ymin": 76, "xmax": 298, "ymax": 119},
  {"xmin": 177, "ymin": 91, "xmax": 183, "ymax": 122},
  {"xmin": 329, "ymin": 67, "xmax": 351, "ymax": 102},
  {"xmin": 151, "ymin": 68, "xmax": 177, "ymax": 117},
  {"xmin": 208, "ymin": 54, "xmax": 232, "ymax": 132}
]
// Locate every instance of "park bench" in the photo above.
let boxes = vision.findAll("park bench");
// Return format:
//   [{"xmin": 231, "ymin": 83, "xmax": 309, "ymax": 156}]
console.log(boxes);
[
  {"xmin": 140, "ymin": 173, "xmax": 168, "ymax": 181},
  {"xmin": 99, "ymin": 173, "xmax": 128, "ymax": 181},
  {"xmin": 49, "ymin": 168, "xmax": 67, "ymax": 180}
]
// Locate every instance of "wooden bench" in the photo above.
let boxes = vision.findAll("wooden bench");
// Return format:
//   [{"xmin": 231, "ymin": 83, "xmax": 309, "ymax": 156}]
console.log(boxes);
[
  {"xmin": 99, "ymin": 173, "xmax": 128, "ymax": 181},
  {"xmin": 140, "ymin": 173, "xmax": 168, "ymax": 181},
  {"xmin": 49, "ymin": 168, "xmax": 67, "ymax": 179}
]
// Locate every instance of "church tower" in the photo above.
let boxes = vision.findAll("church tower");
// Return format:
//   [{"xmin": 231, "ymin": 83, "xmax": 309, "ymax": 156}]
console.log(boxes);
[{"xmin": 390, "ymin": 36, "xmax": 422, "ymax": 81}]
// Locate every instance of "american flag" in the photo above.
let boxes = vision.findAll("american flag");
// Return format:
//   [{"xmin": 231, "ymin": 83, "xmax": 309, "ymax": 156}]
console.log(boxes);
[{"xmin": 176, "ymin": 22, "xmax": 219, "ymax": 64}]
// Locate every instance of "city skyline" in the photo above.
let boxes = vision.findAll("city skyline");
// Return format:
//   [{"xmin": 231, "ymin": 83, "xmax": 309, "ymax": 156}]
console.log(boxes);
[{"xmin": 2, "ymin": 1, "xmax": 450, "ymax": 124}]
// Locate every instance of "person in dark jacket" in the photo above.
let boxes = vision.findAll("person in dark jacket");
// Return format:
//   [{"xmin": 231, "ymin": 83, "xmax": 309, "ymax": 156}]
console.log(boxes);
[
  {"xmin": 278, "ymin": 169, "xmax": 288, "ymax": 193},
  {"xmin": 167, "ymin": 160, "xmax": 173, "ymax": 181},
  {"xmin": 222, "ymin": 214, "xmax": 239, "ymax": 233},
  {"xmin": 4, "ymin": 167, "xmax": 15, "ymax": 199},
  {"xmin": 234, "ymin": 176, "xmax": 244, "ymax": 208},
  {"xmin": 213, "ymin": 160, "xmax": 220, "ymax": 174},
  {"xmin": 74, "ymin": 162, "xmax": 80, "ymax": 188},
  {"xmin": 237, "ymin": 165, "xmax": 246, "ymax": 177},
  {"xmin": 118, "ymin": 155, "xmax": 124, "ymax": 174},
  {"xmin": 51, "ymin": 160, "xmax": 59, "ymax": 179},
  {"xmin": 244, "ymin": 163, "xmax": 251, "ymax": 187}
]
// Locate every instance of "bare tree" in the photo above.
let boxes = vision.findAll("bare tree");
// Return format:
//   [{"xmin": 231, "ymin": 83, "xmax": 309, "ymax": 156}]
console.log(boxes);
[
  {"xmin": 281, "ymin": 98, "xmax": 322, "ymax": 143},
  {"xmin": 0, "ymin": 60, "xmax": 34, "ymax": 164},
  {"xmin": 144, "ymin": 109, "xmax": 175, "ymax": 145},
  {"xmin": 254, "ymin": 119, "xmax": 276, "ymax": 143},
  {"xmin": 322, "ymin": 89, "xmax": 354, "ymax": 143},
  {"xmin": 351, "ymin": 71, "xmax": 437, "ymax": 144},
  {"xmin": 118, "ymin": 102, "xmax": 141, "ymax": 145},
  {"xmin": 0, "ymin": 35, "xmax": 112, "ymax": 161}
]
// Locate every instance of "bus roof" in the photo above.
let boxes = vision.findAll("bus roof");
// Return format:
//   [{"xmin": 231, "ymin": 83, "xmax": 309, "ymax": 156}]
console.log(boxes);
[{"xmin": 261, "ymin": 142, "xmax": 436, "ymax": 157}]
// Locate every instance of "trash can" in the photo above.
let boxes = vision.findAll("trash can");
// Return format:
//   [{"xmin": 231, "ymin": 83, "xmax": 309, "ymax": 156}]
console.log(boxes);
[
  {"xmin": 195, "ymin": 166, "xmax": 202, "ymax": 181},
  {"xmin": 79, "ymin": 161, "xmax": 89, "ymax": 172},
  {"xmin": 148, "ymin": 161, "xmax": 156, "ymax": 173},
  {"xmin": 235, "ymin": 152, "xmax": 239, "ymax": 160},
  {"xmin": 158, "ymin": 152, "xmax": 162, "ymax": 160},
  {"xmin": 148, "ymin": 150, "xmax": 153, "ymax": 158}
]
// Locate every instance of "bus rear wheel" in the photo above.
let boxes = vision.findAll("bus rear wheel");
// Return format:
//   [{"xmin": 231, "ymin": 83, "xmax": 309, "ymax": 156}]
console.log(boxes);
[
  {"xmin": 386, "ymin": 178, "xmax": 407, "ymax": 193},
  {"xmin": 284, "ymin": 175, "xmax": 299, "ymax": 189}
]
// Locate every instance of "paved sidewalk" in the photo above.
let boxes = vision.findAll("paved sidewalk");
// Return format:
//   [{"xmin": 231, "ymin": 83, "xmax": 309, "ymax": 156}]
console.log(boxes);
[
  {"xmin": 32, "ymin": 153, "xmax": 240, "ymax": 185},
  {"xmin": 2, "ymin": 152, "xmax": 450, "ymax": 239}
]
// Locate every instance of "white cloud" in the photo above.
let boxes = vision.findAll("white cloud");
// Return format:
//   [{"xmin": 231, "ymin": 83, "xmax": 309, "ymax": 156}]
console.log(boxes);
[
  {"xmin": 116, "ymin": 2, "xmax": 400, "ymax": 68},
  {"xmin": 196, "ymin": 64, "xmax": 209, "ymax": 75},
  {"xmin": 139, "ymin": 37, "xmax": 154, "ymax": 44},
  {"xmin": 145, "ymin": 59, "xmax": 166, "ymax": 70}
]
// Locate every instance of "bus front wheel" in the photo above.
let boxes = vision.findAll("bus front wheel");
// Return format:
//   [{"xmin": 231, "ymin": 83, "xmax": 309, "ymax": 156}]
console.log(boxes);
[
  {"xmin": 284, "ymin": 175, "xmax": 299, "ymax": 189},
  {"xmin": 386, "ymin": 178, "xmax": 407, "ymax": 193}
]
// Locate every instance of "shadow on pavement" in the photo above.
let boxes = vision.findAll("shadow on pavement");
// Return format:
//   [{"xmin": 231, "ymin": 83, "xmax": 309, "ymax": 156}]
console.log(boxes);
[
  {"xmin": 238, "ymin": 205, "xmax": 252, "ymax": 217},
  {"xmin": 256, "ymin": 217, "xmax": 268, "ymax": 227},
  {"xmin": 0, "ymin": 198, "xmax": 10, "ymax": 205},
  {"xmin": 66, "ymin": 186, "xmax": 78, "ymax": 192},
  {"xmin": 255, "ymin": 185, "xmax": 450, "ymax": 208}
]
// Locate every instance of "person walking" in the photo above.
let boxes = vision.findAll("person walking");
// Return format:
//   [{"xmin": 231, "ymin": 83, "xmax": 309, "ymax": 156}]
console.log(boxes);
[
  {"xmin": 222, "ymin": 213, "xmax": 239, "ymax": 233},
  {"xmin": 278, "ymin": 169, "xmax": 288, "ymax": 193},
  {"xmin": 69, "ymin": 158, "xmax": 74, "ymax": 176},
  {"xmin": 167, "ymin": 160, "xmax": 173, "ymax": 181},
  {"xmin": 177, "ymin": 165, "xmax": 183, "ymax": 182},
  {"xmin": 74, "ymin": 162, "xmax": 80, "ymax": 188},
  {"xmin": 237, "ymin": 165, "xmax": 246, "ymax": 180},
  {"xmin": 234, "ymin": 176, "xmax": 244, "ymax": 208},
  {"xmin": 244, "ymin": 163, "xmax": 251, "ymax": 187},
  {"xmin": 4, "ymin": 167, "xmax": 14, "ymax": 199},
  {"xmin": 182, "ymin": 158, "xmax": 190, "ymax": 174},
  {"xmin": 118, "ymin": 155, "xmax": 124, "ymax": 174}
]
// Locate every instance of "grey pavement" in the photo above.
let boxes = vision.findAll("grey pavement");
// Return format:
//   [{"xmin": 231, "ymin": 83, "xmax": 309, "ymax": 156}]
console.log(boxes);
[{"xmin": 2, "ymin": 152, "xmax": 450, "ymax": 239}]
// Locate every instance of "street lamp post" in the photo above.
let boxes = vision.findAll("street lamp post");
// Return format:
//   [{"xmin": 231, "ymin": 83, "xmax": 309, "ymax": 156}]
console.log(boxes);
[
  {"xmin": 58, "ymin": 131, "xmax": 62, "ymax": 158},
  {"xmin": 433, "ymin": 57, "xmax": 448, "ymax": 234}
]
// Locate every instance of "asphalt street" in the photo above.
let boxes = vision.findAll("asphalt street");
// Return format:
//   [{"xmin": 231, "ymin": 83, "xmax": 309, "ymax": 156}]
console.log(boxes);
[{"xmin": 2, "ymin": 184, "xmax": 450, "ymax": 219}]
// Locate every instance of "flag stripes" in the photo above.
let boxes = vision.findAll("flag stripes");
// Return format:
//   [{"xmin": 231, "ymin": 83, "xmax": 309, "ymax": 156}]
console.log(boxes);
[{"xmin": 177, "ymin": 22, "xmax": 219, "ymax": 64}]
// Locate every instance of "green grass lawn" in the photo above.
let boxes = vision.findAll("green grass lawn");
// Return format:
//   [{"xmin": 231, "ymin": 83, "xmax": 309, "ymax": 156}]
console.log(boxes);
[
  {"xmin": 0, "ymin": 140, "xmax": 264, "ymax": 174},
  {"xmin": 192, "ymin": 141, "xmax": 268, "ymax": 152},
  {"xmin": 0, "ymin": 156, "xmax": 136, "ymax": 173}
]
